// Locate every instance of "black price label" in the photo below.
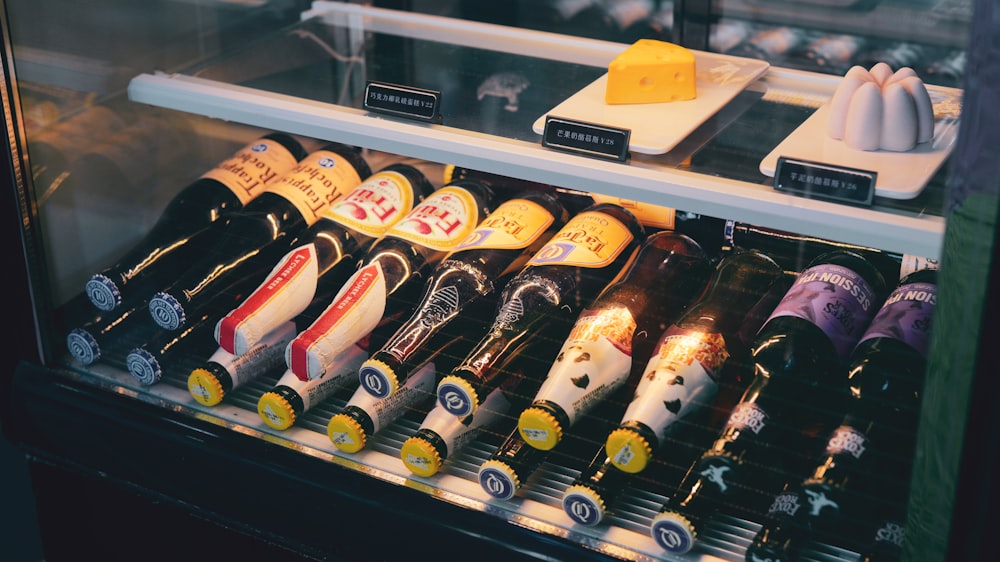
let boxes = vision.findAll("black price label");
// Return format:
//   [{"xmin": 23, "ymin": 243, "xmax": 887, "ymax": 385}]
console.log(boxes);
[
  {"xmin": 774, "ymin": 157, "xmax": 876, "ymax": 206},
  {"xmin": 364, "ymin": 81, "xmax": 441, "ymax": 122},
  {"xmin": 542, "ymin": 116, "xmax": 631, "ymax": 162}
]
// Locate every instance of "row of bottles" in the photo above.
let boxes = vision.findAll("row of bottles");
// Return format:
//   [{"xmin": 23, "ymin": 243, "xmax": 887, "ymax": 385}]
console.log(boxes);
[{"xmin": 58, "ymin": 141, "xmax": 933, "ymax": 560}]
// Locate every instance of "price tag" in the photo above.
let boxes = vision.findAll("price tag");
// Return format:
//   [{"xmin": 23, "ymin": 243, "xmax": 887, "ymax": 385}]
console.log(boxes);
[
  {"xmin": 774, "ymin": 157, "xmax": 876, "ymax": 206},
  {"xmin": 364, "ymin": 81, "xmax": 441, "ymax": 123},
  {"xmin": 542, "ymin": 116, "xmax": 631, "ymax": 162}
]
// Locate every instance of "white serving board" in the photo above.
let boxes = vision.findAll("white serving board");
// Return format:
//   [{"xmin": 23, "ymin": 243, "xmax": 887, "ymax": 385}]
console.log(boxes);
[
  {"xmin": 532, "ymin": 52, "xmax": 770, "ymax": 155},
  {"xmin": 760, "ymin": 84, "xmax": 963, "ymax": 200}
]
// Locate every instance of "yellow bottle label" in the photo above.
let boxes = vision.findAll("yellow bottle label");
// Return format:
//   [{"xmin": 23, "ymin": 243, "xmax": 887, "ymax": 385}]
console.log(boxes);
[
  {"xmin": 319, "ymin": 170, "xmax": 417, "ymax": 238},
  {"xmin": 526, "ymin": 210, "xmax": 635, "ymax": 268},
  {"xmin": 591, "ymin": 194, "xmax": 677, "ymax": 229},
  {"xmin": 264, "ymin": 149, "xmax": 363, "ymax": 226},
  {"xmin": 456, "ymin": 198, "xmax": 554, "ymax": 251},
  {"xmin": 200, "ymin": 138, "xmax": 299, "ymax": 205},
  {"xmin": 387, "ymin": 185, "xmax": 481, "ymax": 252}
]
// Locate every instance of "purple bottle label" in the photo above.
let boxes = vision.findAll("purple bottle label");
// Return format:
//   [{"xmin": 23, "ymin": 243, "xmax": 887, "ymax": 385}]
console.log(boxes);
[
  {"xmin": 765, "ymin": 263, "xmax": 878, "ymax": 360},
  {"xmin": 856, "ymin": 282, "xmax": 936, "ymax": 358}
]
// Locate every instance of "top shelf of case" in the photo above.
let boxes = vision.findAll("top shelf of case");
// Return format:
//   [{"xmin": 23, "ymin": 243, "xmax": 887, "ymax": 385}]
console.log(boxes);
[{"xmin": 127, "ymin": 1, "xmax": 950, "ymax": 259}]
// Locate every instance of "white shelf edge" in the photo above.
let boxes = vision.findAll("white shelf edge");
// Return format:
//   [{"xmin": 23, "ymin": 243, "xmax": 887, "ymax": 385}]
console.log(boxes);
[{"xmin": 128, "ymin": 71, "xmax": 944, "ymax": 259}]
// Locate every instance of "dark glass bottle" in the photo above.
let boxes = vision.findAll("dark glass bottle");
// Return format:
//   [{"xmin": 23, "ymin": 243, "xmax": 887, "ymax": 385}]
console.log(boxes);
[
  {"xmin": 286, "ymin": 180, "xmax": 495, "ymax": 381},
  {"xmin": 649, "ymin": 250, "xmax": 889, "ymax": 555},
  {"xmin": 478, "ymin": 425, "xmax": 551, "ymax": 500},
  {"xmin": 147, "ymin": 143, "xmax": 372, "ymax": 331},
  {"xmin": 603, "ymin": 249, "xmax": 786, "ymax": 475},
  {"xmin": 85, "ymin": 133, "xmax": 306, "ymax": 312},
  {"xmin": 562, "ymin": 446, "xmax": 634, "ymax": 526},
  {"xmin": 214, "ymin": 163, "xmax": 434, "ymax": 356},
  {"xmin": 746, "ymin": 268, "xmax": 936, "ymax": 560},
  {"xmin": 435, "ymin": 203, "xmax": 646, "ymax": 419},
  {"xmin": 357, "ymin": 190, "xmax": 569, "ymax": 400},
  {"xmin": 65, "ymin": 300, "xmax": 157, "ymax": 366},
  {"xmin": 516, "ymin": 231, "xmax": 713, "ymax": 452}
]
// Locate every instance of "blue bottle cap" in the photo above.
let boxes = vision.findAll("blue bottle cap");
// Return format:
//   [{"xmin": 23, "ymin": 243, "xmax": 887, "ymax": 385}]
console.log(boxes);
[
  {"xmin": 126, "ymin": 348, "xmax": 162, "ymax": 386},
  {"xmin": 562, "ymin": 485, "xmax": 605, "ymax": 526},
  {"xmin": 148, "ymin": 292, "xmax": 185, "ymax": 331},
  {"xmin": 66, "ymin": 328, "xmax": 100, "ymax": 365},
  {"xmin": 478, "ymin": 460, "xmax": 519, "ymax": 500},
  {"xmin": 650, "ymin": 511, "xmax": 697, "ymax": 554},
  {"xmin": 85, "ymin": 274, "xmax": 122, "ymax": 311},
  {"xmin": 436, "ymin": 375, "xmax": 478, "ymax": 418}
]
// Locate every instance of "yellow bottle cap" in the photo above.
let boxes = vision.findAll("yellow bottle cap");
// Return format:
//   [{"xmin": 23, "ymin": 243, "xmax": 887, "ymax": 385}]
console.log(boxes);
[
  {"xmin": 442, "ymin": 163, "xmax": 457, "ymax": 184},
  {"xmin": 436, "ymin": 375, "xmax": 479, "ymax": 418},
  {"xmin": 357, "ymin": 357, "xmax": 399, "ymax": 399},
  {"xmin": 605, "ymin": 428, "xmax": 653, "ymax": 474},
  {"xmin": 517, "ymin": 407, "xmax": 563, "ymax": 451},
  {"xmin": 327, "ymin": 413, "xmax": 367, "ymax": 453},
  {"xmin": 478, "ymin": 459, "xmax": 520, "ymax": 500},
  {"xmin": 562, "ymin": 484, "xmax": 606, "ymax": 526},
  {"xmin": 188, "ymin": 368, "xmax": 225, "ymax": 406},
  {"xmin": 400, "ymin": 436, "xmax": 442, "ymax": 477},
  {"xmin": 650, "ymin": 510, "xmax": 697, "ymax": 554},
  {"xmin": 257, "ymin": 392, "xmax": 296, "ymax": 430}
]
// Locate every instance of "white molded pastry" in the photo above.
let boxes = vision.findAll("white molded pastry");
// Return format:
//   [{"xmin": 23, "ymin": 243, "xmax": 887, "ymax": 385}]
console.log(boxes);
[{"xmin": 827, "ymin": 63, "xmax": 934, "ymax": 152}]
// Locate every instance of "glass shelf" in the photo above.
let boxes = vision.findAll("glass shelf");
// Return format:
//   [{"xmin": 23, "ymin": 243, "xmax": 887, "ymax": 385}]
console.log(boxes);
[{"xmin": 128, "ymin": 1, "xmax": 950, "ymax": 259}]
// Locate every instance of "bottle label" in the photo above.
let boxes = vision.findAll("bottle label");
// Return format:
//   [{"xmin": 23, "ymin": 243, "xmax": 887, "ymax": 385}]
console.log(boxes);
[
  {"xmin": 767, "ymin": 490, "xmax": 804, "ymax": 517},
  {"xmin": 419, "ymin": 386, "xmax": 513, "ymax": 457},
  {"xmin": 456, "ymin": 197, "xmax": 555, "ymax": 251},
  {"xmin": 873, "ymin": 519, "xmax": 906, "ymax": 549},
  {"xmin": 621, "ymin": 327, "xmax": 728, "ymax": 441},
  {"xmin": 208, "ymin": 321, "xmax": 297, "ymax": 389},
  {"xmin": 288, "ymin": 262, "xmax": 388, "ymax": 381},
  {"xmin": 387, "ymin": 185, "xmax": 482, "ymax": 252},
  {"xmin": 526, "ymin": 210, "xmax": 635, "ymax": 268},
  {"xmin": 216, "ymin": 244, "xmax": 320, "ymax": 355},
  {"xmin": 856, "ymin": 281, "xmax": 936, "ymax": 358},
  {"xmin": 264, "ymin": 149, "xmax": 363, "ymax": 226},
  {"xmin": 531, "ymin": 306, "xmax": 637, "ymax": 424},
  {"xmin": 199, "ymin": 138, "xmax": 299, "ymax": 205},
  {"xmin": 899, "ymin": 255, "xmax": 940, "ymax": 279},
  {"xmin": 334, "ymin": 361, "xmax": 437, "ymax": 443},
  {"xmin": 272, "ymin": 343, "xmax": 368, "ymax": 411},
  {"xmin": 319, "ymin": 169, "xmax": 417, "ymax": 238},
  {"xmin": 825, "ymin": 425, "xmax": 868, "ymax": 459},
  {"xmin": 726, "ymin": 401, "xmax": 768, "ymax": 434},
  {"xmin": 764, "ymin": 263, "xmax": 878, "ymax": 359}
]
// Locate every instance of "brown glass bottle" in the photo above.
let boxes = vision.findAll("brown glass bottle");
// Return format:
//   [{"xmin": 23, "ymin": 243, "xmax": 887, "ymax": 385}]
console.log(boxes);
[
  {"xmin": 214, "ymin": 163, "xmax": 434, "ymax": 356},
  {"xmin": 287, "ymin": 180, "xmax": 495, "ymax": 381},
  {"xmin": 516, "ymin": 231, "xmax": 713, "ymax": 452},
  {"xmin": 435, "ymin": 203, "xmax": 646, "ymax": 420},
  {"xmin": 357, "ymin": 190, "xmax": 569, "ymax": 400},
  {"xmin": 649, "ymin": 250, "xmax": 889, "ymax": 556},
  {"xmin": 603, "ymin": 249, "xmax": 786, "ymax": 476},
  {"xmin": 85, "ymin": 133, "xmax": 307, "ymax": 312},
  {"xmin": 146, "ymin": 143, "xmax": 371, "ymax": 332}
]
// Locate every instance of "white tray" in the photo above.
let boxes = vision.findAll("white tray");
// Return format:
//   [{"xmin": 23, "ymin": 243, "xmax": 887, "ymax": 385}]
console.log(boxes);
[
  {"xmin": 759, "ymin": 84, "xmax": 963, "ymax": 200},
  {"xmin": 532, "ymin": 52, "xmax": 770, "ymax": 155}
]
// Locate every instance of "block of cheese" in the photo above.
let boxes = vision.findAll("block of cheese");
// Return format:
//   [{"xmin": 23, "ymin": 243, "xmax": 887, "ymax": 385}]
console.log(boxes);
[{"xmin": 605, "ymin": 39, "xmax": 697, "ymax": 105}]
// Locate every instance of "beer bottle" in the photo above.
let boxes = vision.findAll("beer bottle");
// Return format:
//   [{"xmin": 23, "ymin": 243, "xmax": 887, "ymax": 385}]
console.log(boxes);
[
  {"xmin": 516, "ymin": 231, "xmax": 712, "ymax": 452},
  {"xmin": 286, "ymin": 180, "xmax": 495, "ymax": 381},
  {"xmin": 603, "ymin": 249, "xmax": 785, "ymax": 474},
  {"xmin": 147, "ymin": 143, "xmax": 371, "ymax": 331},
  {"xmin": 85, "ymin": 133, "xmax": 307, "ymax": 312},
  {"xmin": 436, "ymin": 203, "xmax": 645, "ymax": 420},
  {"xmin": 649, "ymin": 250, "xmax": 889, "ymax": 555},
  {"xmin": 357, "ymin": 190, "xmax": 568, "ymax": 400},
  {"xmin": 188, "ymin": 321, "xmax": 297, "ymax": 407},
  {"xmin": 477, "ymin": 425, "xmax": 551, "ymax": 500},
  {"xmin": 124, "ymin": 311, "xmax": 223, "ymax": 386},
  {"xmin": 400, "ymin": 346, "xmax": 547, "ymax": 478},
  {"xmin": 65, "ymin": 301, "xmax": 158, "ymax": 367},
  {"xmin": 327, "ymin": 360, "xmax": 439, "ymax": 454},
  {"xmin": 746, "ymin": 267, "xmax": 936, "ymax": 560},
  {"xmin": 214, "ymin": 163, "xmax": 433, "ymax": 356}
]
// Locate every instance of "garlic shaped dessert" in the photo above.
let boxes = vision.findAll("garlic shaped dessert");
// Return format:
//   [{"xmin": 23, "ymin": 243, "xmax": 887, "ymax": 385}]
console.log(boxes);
[{"xmin": 827, "ymin": 62, "xmax": 934, "ymax": 152}]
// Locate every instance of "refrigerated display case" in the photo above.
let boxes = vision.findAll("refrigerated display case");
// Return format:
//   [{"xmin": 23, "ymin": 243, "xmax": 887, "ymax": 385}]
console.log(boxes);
[{"xmin": 2, "ymin": 1, "xmax": 997, "ymax": 561}]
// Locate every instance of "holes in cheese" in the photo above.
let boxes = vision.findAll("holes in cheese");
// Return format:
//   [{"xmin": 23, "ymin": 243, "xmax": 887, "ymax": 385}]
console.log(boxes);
[{"xmin": 605, "ymin": 39, "xmax": 697, "ymax": 105}]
